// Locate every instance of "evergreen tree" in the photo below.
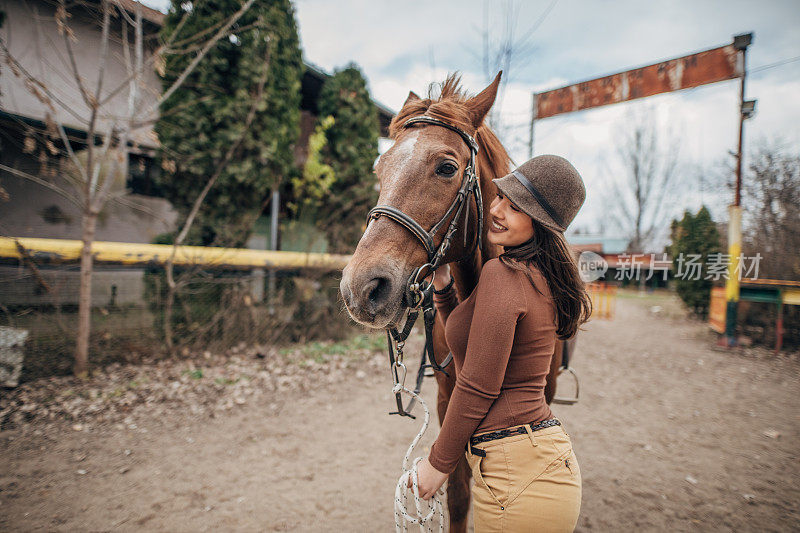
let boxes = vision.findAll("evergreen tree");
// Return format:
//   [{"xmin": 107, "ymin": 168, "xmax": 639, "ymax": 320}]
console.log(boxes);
[
  {"xmin": 314, "ymin": 64, "xmax": 379, "ymax": 253},
  {"xmin": 666, "ymin": 206, "xmax": 722, "ymax": 318},
  {"xmin": 155, "ymin": 0, "xmax": 303, "ymax": 246},
  {"xmin": 290, "ymin": 115, "xmax": 336, "ymax": 217}
]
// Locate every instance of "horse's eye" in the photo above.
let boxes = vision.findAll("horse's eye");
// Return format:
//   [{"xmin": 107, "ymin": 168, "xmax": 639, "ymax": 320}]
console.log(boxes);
[{"xmin": 436, "ymin": 162, "xmax": 458, "ymax": 177}]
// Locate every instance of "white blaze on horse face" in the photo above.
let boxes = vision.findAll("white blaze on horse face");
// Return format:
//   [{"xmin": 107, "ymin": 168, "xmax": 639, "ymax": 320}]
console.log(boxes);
[
  {"xmin": 363, "ymin": 130, "xmax": 421, "ymax": 240},
  {"xmin": 391, "ymin": 130, "xmax": 419, "ymax": 168}
]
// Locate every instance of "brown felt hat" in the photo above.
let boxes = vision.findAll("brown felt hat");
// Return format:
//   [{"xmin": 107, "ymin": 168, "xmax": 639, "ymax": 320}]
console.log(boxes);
[{"xmin": 492, "ymin": 155, "xmax": 586, "ymax": 234}]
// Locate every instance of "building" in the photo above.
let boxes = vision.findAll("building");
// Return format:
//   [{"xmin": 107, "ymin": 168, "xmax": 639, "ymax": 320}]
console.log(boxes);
[{"xmin": 0, "ymin": 0, "xmax": 393, "ymax": 306}]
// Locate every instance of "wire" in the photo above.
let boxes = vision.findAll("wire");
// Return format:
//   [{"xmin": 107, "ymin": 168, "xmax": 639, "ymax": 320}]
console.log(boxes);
[
  {"xmin": 517, "ymin": 0, "xmax": 559, "ymax": 47},
  {"xmin": 749, "ymin": 55, "xmax": 800, "ymax": 74}
]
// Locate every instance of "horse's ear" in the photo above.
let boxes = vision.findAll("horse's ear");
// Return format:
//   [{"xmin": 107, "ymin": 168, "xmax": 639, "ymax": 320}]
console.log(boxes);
[
  {"xmin": 402, "ymin": 91, "xmax": 421, "ymax": 108},
  {"xmin": 467, "ymin": 71, "xmax": 502, "ymax": 129}
]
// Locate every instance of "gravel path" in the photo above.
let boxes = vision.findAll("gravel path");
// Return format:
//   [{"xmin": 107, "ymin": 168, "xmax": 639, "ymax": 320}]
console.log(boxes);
[{"xmin": 1, "ymin": 290, "xmax": 798, "ymax": 531}]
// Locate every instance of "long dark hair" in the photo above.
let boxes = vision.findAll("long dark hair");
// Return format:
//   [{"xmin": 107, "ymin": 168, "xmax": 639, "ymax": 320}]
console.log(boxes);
[{"xmin": 498, "ymin": 219, "xmax": 592, "ymax": 340}]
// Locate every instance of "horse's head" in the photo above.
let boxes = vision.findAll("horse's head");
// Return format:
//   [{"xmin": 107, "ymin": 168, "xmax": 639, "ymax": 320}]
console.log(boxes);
[{"xmin": 340, "ymin": 73, "xmax": 506, "ymax": 329}]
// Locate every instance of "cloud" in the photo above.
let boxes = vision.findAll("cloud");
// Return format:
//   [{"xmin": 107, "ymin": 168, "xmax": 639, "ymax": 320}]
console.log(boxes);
[{"xmin": 138, "ymin": 0, "xmax": 800, "ymax": 245}]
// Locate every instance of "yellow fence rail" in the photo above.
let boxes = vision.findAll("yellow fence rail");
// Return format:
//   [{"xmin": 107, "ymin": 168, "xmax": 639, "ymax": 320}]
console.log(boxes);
[
  {"xmin": 0, "ymin": 237, "xmax": 351, "ymax": 271},
  {"xmin": 587, "ymin": 282, "xmax": 617, "ymax": 320}
]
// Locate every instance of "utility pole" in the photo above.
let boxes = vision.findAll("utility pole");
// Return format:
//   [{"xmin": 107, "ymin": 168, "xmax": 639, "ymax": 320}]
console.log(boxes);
[
  {"xmin": 723, "ymin": 32, "xmax": 756, "ymax": 347},
  {"xmin": 268, "ymin": 187, "xmax": 280, "ymax": 314}
]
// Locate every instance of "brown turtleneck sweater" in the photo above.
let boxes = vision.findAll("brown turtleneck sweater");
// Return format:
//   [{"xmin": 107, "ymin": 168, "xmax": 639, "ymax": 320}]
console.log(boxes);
[{"xmin": 428, "ymin": 257, "xmax": 558, "ymax": 474}]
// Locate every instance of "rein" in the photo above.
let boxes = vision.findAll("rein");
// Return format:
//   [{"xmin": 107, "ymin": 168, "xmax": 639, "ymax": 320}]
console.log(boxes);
[{"xmin": 366, "ymin": 115, "xmax": 484, "ymax": 418}]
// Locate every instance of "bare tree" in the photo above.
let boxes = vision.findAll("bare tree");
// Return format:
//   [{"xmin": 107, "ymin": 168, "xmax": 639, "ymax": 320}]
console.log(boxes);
[
  {"xmin": 0, "ymin": 0, "xmax": 255, "ymax": 377},
  {"xmin": 469, "ymin": 0, "xmax": 558, "ymax": 151},
  {"xmin": 162, "ymin": 45, "xmax": 271, "ymax": 349},
  {"xmin": 741, "ymin": 141, "xmax": 800, "ymax": 280},
  {"xmin": 601, "ymin": 110, "xmax": 682, "ymax": 252}
]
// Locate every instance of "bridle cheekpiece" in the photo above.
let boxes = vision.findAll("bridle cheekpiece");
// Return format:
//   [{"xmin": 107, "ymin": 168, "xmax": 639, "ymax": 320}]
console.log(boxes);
[{"xmin": 365, "ymin": 115, "xmax": 485, "ymax": 417}]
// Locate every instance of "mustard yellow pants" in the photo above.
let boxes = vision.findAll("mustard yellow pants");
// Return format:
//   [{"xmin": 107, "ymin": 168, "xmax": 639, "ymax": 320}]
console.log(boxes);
[{"xmin": 464, "ymin": 421, "xmax": 582, "ymax": 532}]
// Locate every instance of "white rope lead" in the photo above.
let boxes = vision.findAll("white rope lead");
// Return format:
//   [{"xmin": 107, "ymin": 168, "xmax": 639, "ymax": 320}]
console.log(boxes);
[{"xmin": 393, "ymin": 384, "xmax": 446, "ymax": 533}]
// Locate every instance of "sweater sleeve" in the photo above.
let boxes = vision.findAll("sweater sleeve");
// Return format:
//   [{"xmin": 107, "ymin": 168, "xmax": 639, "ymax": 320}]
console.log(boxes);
[
  {"xmin": 432, "ymin": 281, "xmax": 460, "ymax": 327},
  {"xmin": 428, "ymin": 259, "xmax": 527, "ymax": 474}
]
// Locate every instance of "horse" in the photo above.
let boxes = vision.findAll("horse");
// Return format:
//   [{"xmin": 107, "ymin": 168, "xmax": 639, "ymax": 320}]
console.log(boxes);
[{"xmin": 340, "ymin": 71, "xmax": 566, "ymax": 532}]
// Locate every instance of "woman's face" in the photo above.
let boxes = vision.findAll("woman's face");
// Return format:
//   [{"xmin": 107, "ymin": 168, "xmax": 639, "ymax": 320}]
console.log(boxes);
[{"xmin": 488, "ymin": 191, "xmax": 535, "ymax": 247}]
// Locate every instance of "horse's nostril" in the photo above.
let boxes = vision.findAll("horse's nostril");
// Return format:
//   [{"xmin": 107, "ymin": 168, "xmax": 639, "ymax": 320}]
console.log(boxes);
[{"xmin": 364, "ymin": 277, "xmax": 391, "ymax": 307}]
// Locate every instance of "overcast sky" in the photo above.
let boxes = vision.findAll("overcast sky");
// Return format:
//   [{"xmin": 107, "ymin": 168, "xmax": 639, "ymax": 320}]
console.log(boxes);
[{"xmin": 142, "ymin": 0, "xmax": 800, "ymax": 245}]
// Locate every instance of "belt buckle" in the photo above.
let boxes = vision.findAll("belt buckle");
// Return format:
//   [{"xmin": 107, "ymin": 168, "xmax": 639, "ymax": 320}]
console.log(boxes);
[
  {"xmin": 530, "ymin": 418, "xmax": 559, "ymax": 432},
  {"xmin": 470, "ymin": 419, "xmax": 560, "ymax": 448}
]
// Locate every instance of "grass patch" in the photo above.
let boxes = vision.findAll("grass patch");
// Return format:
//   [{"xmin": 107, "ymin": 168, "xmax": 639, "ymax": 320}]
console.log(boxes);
[
  {"xmin": 279, "ymin": 332, "xmax": 386, "ymax": 363},
  {"xmin": 614, "ymin": 288, "xmax": 675, "ymax": 302},
  {"xmin": 182, "ymin": 368, "xmax": 203, "ymax": 379}
]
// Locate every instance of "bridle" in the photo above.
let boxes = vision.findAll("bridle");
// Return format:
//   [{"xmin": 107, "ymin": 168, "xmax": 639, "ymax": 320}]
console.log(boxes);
[
  {"xmin": 367, "ymin": 116, "xmax": 484, "ymax": 418},
  {"xmin": 365, "ymin": 115, "xmax": 484, "ymax": 418}
]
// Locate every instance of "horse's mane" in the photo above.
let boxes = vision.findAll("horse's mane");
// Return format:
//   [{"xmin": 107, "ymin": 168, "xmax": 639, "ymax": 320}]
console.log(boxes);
[{"xmin": 388, "ymin": 73, "xmax": 512, "ymax": 186}]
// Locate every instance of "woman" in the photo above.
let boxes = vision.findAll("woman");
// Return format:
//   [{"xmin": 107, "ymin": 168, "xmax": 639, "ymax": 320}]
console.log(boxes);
[{"xmin": 408, "ymin": 154, "xmax": 592, "ymax": 532}]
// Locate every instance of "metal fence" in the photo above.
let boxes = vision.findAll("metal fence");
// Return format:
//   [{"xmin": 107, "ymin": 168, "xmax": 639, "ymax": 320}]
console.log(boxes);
[{"xmin": 0, "ymin": 260, "xmax": 360, "ymax": 383}]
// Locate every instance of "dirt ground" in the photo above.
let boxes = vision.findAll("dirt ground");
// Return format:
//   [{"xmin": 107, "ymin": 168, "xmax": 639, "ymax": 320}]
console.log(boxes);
[{"xmin": 1, "ymin": 290, "xmax": 799, "ymax": 532}]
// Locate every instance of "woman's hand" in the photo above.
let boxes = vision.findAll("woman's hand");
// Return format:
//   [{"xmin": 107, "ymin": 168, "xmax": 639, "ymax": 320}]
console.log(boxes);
[
  {"xmin": 406, "ymin": 457, "xmax": 449, "ymax": 500},
  {"xmin": 432, "ymin": 264, "xmax": 452, "ymax": 292}
]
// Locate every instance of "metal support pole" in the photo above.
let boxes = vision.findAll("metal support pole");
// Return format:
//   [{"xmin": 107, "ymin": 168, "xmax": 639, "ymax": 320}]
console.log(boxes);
[
  {"xmin": 734, "ymin": 53, "xmax": 747, "ymax": 207},
  {"xmin": 268, "ymin": 188, "xmax": 279, "ymax": 314},
  {"xmin": 775, "ymin": 298, "xmax": 784, "ymax": 354},
  {"xmin": 723, "ymin": 32, "xmax": 753, "ymax": 347},
  {"xmin": 724, "ymin": 204, "xmax": 742, "ymax": 344}
]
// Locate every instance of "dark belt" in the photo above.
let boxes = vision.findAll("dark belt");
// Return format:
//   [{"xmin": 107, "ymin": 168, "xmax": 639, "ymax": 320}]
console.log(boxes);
[{"xmin": 465, "ymin": 418, "xmax": 561, "ymax": 457}]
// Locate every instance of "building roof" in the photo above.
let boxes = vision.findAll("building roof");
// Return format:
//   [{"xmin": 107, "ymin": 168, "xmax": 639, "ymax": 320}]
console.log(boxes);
[
  {"xmin": 301, "ymin": 61, "xmax": 393, "ymax": 136},
  {"xmin": 566, "ymin": 234, "xmax": 630, "ymax": 255},
  {"xmin": 111, "ymin": 0, "xmax": 165, "ymax": 25}
]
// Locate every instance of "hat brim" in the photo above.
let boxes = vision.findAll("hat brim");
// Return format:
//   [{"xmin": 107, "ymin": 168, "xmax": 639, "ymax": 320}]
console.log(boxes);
[{"xmin": 492, "ymin": 174, "xmax": 565, "ymax": 233}]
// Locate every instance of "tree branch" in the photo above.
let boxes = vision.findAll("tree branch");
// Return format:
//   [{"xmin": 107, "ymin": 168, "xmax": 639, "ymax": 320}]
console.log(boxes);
[
  {"xmin": 143, "ymin": 0, "xmax": 257, "ymax": 121},
  {"xmin": 57, "ymin": 0, "xmax": 94, "ymax": 109},
  {"xmin": 96, "ymin": 3, "xmax": 192, "ymax": 107},
  {"xmin": 173, "ymin": 37, "xmax": 270, "ymax": 248},
  {"xmin": 107, "ymin": 192, "xmax": 174, "ymax": 226},
  {"xmin": 0, "ymin": 163, "xmax": 83, "ymax": 208},
  {"xmin": 0, "ymin": 40, "xmax": 89, "ymax": 125},
  {"xmin": 93, "ymin": 0, "xmax": 111, "ymax": 102}
]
